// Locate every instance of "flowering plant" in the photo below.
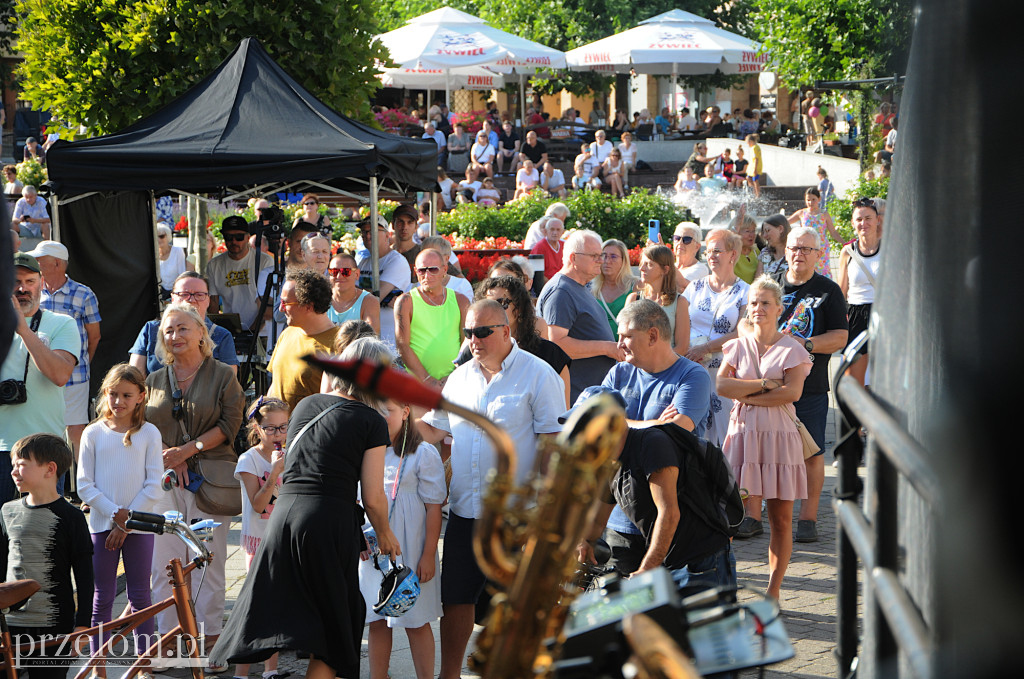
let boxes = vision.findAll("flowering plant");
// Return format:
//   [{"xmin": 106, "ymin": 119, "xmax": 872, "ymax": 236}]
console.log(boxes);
[
  {"xmin": 375, "ymin": 108, "xmax": 421, "ymax": 132},
  {"xmin": 450, "ymin": 110, "xmax": 488, "ymax": 135}
]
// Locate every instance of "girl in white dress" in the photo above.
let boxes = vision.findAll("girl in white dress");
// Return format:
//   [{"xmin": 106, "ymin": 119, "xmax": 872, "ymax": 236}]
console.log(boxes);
[{"xmin": 359, "ymin": 397, "xmax": 447, "ymax": 679}]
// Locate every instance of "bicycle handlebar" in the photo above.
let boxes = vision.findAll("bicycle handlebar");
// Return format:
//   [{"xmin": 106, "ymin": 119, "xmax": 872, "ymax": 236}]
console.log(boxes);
[
  {"xmin": 125, "ymin": 519, "xmax": 165, "ymax": 534},
  {"xmin": 128, "ymin": 510, "xmax": 167, "ymax": 526}
]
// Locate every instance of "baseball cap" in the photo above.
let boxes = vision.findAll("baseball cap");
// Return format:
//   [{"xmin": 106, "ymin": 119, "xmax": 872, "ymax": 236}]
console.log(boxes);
[
  {"xmin": 391, "ymin": 204, "xmax": 418, "ymax": 225},
  {"xmin": 360, "ymin": 215, "xmax": 390, "ymax": 230},
  {"xmin": 221, "ymin": 215, "xmax": 250, "ymax": 233},
  {"xmin": 27, "ymin": 240, "xmax": 69, "ymax": 261},
  {"xmin": 14, "ymin": 252, "xmax": 41, "ymax": 273},
  {"xmin": 558, "ymin": 385, "xmax": 627, "ymax": 424}
]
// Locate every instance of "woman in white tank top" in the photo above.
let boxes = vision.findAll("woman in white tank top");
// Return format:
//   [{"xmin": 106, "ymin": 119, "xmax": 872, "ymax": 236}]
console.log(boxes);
[{"xmin": 837, "ymin": 198, "xmax": 882, "ymax": 386}]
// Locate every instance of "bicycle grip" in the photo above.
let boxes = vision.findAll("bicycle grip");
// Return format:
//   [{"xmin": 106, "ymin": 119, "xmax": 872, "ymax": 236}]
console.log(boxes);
[
  {"xmin": 128, "ymin": 510, "xmax": 166, "ymax": 525},
  {"xmin": 125, "ymin": 519, "xmax": 165, "ymax": 534}
]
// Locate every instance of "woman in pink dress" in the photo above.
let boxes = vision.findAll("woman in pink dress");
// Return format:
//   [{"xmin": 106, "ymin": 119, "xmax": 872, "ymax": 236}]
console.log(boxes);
[{"xmin": 718, "ymin": 275, "xmax": 811, "ymax": 600}]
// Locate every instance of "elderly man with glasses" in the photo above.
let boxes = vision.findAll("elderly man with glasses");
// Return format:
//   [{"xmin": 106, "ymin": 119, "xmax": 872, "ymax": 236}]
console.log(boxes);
[
  {"xmin": 418, "ymin": 298, "xmax": 564, "ymax": 679},
  {"xmin": 538, "ymin": 229, "xmax": 625, "ymax": 402},
  {"xmin": 129, "ymin": 271, "xmax": 238, "ymax": 377},
  {"xmin": 207, "ymin": 216, "xmax": 273, "ymax": 334}
]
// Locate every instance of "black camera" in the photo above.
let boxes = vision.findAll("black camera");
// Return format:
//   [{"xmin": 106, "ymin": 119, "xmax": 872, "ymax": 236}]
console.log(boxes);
[
  {"xmin": 0, "ymin": 379, "xmax": 27, "ymax": 405},
  {"xmin": 255, "ymin": 205, "xmax": 285, "ymax": 237}
]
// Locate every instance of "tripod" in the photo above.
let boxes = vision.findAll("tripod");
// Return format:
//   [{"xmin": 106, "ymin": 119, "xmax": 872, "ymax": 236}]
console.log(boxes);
[{"xmin": 240, "ymin": 224, "xmax": 285, "ymax": 395}]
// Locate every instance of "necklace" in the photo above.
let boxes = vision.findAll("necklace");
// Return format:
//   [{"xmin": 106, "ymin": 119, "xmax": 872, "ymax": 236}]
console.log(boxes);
[
  {"xmin": 333, "ymin": 289, "xmax": 362, "ymax": 313},
  {"xmin": 419, "ymin": 287, "xmax": 447, "ymax": 307},
  {"xmin": 174, "ymin": 359, "xmax": 203, "ymax": 384}
]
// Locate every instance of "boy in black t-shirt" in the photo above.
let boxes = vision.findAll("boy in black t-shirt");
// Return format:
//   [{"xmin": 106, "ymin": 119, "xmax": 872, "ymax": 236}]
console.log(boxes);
[{"xmin": 1, "ymin": 433, "xmax": 93, "ymax": 679}]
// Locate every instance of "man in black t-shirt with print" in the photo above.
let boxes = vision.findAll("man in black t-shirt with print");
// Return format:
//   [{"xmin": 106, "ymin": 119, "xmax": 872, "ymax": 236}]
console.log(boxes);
[{"xmin": 772, "ymin": 226, "xmax": 848, "ymax": 543}]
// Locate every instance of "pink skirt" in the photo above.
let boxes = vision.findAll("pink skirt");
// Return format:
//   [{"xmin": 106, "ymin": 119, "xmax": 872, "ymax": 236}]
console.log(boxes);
[{"xmin": 723, "ymin": 403, "xmax": 808, "ymax": 501}]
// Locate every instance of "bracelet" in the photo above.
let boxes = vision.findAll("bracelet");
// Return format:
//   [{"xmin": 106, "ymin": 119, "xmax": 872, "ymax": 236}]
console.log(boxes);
[{"xmin": 761, "ymin": 377, "xmax": 768, "ymax": 392}]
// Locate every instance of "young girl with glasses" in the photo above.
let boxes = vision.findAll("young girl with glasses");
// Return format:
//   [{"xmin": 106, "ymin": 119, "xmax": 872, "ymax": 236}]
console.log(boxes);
[{"xmin": 232, "ymin": 396, "xmax": 290, "ymax": 679}]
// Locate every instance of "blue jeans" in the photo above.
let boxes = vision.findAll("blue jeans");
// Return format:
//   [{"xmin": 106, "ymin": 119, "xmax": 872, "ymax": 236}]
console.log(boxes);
[
  {"xmin": 671, "ymin": 544, "xmax": 737, "ymax": 597},
  {"xmin": 795, "ymin": 392, "xmax": 829, "ymax": 457}
]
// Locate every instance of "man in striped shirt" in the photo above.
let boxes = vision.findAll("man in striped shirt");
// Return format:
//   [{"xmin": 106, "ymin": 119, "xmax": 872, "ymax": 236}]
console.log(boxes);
[{"xmin": 28, "ymin": 241, "xmax": 101, "ymax": 466}]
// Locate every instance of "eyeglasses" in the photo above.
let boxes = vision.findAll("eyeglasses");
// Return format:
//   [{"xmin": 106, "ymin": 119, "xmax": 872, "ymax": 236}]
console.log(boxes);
[
  {"xmin": 171, "ymin": 388, "xmax": 184, "ymax": 421},
  {"xmin": 462, "ymin": 324, "xmax": 506, "ymax": 340},
  {"xmin": 672, "ymin": 235, "xmax": 695, "ymax": 244},
  {"xmin": 172, "ymin": 291, "xmax": 209, "ymax": 302},
  {"xmin": 706, "ymin": 248, "xmax": 727, "ymax": 257},
  {"xmin": 575, "ymin": 252, "xmax": 604, "ymax": 261},
  {"xmin": 601, "ymin": 253, "xmax": 621, "ymax": 261},
  {"xmin": 416, "ymin": 265, "xmax": 442, "ymax": 275},
  {"xmin": 260, "ymin": 424, "xmax": 288, "ymax": 435},
  {"xmin": 223, "ymin": 233, "xmax": 248, "ymax": 242},
  {"xmin": 280, "ymin": 300, "xmax": 302, "ymax": 308},
  {"xmin": 328, "ymin": 267, "xmax": 354, "ymax": 277},
  {"xmin": 158, "ymin": 234, "xmax": 168, "ymax": 239},
  {"xmin": 786, "ymin": 246, "xmax": 819, "ymax": 255},
  {"xmin": 303, "ymin": 201, "xmax": 318, "ymax": 206},
  {"xmin": 492, "ymin": 297, "xmax": 513, "ymax": 309}
]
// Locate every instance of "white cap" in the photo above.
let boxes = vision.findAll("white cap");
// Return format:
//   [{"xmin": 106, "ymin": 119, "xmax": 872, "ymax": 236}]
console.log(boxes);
[{"xmin": 27, "ymin": 240, "xmax": 69, "ymax": 261}]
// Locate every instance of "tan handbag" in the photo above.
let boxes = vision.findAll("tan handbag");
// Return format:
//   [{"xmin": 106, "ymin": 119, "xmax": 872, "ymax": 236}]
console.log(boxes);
[{"xmin": 190, "ymin": 458, "xmax": 243, "ymax": 516}]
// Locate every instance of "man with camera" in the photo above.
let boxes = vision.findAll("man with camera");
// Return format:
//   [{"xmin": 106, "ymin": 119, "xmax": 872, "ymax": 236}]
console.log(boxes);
[
  {"xmin": 207, "ymin": 215, "xmax": 273, "ymax": 334},
  {"xmin": 0, "ymin": 253, "xmax": 80, "ymax": 504}
]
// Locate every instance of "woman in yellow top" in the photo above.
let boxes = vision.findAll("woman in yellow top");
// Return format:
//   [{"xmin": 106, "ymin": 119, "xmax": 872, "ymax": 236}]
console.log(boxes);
[
  {"xmin": 395, "ymin": 249, "xmax": 470, "ymax": 385},
  {"xmin": 731, "ymin": 212, "xmax": 762, "ymax": 284}
]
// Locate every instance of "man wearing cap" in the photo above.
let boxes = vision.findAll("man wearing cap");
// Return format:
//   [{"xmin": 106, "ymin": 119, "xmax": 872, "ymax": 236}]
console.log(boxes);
[
  {"xmin": 29, "ymin": 240, "xmax": 101, "ymax": 462},
  {"xmin": 598, "ymin": 299, "xmax": 712, "ymax": 573},
  {"xmin": 11, "ymin": 185, "xmax": 51, "ymax": 239},
  {"xmin": 1, "ymin": 253, "xmax": 81, "ymax": 504},
  {"xmin": 418, "ymin": 299, "xmax": 563, "ymax": 679},
  {"xmin": 22, "ymin": 136, "xmax": 46, "ymax": 165},
  {"xmin": 207, "ymin": 215, "xmax": 273, "ymax": 334},
  {"xmin": 571, "ymin": 386, "xmax": 735, "ymax": 593},
  {"xmin": 356, "ymin": 215, "xmax": 410, "ymax": 346},
  {"xmin": 389, "ymin": 204, "xmax": 422, "ymax": 282}
]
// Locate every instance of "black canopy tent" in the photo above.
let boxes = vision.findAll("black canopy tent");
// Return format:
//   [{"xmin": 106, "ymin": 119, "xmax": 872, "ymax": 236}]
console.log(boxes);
[{"xmin": 44, "ymin": 38, "xmax": 437, "ymax": 396}]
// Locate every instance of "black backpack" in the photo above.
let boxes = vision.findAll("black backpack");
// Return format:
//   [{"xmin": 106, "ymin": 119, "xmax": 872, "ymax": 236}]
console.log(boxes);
[{"xmin": 655, "ymin": 423, "xmax": 745, "ymax": 537}]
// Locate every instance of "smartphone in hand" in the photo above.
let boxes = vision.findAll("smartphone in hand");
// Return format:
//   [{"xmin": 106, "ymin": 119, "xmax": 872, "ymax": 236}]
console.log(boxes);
[{"xmin": 648, "ymin": 219, "xmax": 660, "ymax": 243}]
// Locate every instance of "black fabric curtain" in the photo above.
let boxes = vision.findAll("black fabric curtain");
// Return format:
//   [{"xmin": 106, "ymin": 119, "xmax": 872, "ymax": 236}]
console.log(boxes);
[
  {"xmin": 0, "ymin": 195, "xmax": 14, "ymax": 364},
  {"xmin": 59, "ymin": 192, "xmax": 157, "ymax": 397}
]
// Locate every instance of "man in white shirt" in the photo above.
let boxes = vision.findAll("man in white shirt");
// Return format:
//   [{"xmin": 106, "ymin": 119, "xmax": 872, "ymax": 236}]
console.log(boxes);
[
  {"xmin": 207, "ymin": 216, "xmax": 273, "ymax": 333},
  {"xmin": 678, "ymin": 107, "xmax": 698, "ymax": 131},
  {"xmin": 540, "ymin": 162, "xmax": 567, "ymax": 198},
  {"xmin": 355, "ymin": 215, "xmax": 410, "ymax": 346},
  {"xmin": 589, "ymin": 129, "xmax": 614, "ymax": 164},
  {"xmin": 423, "ymin": 121, "xmax": 447, "ymax": 167},
  {"xmin": 420, "ymin": 299, "xmax": 564, "ymax": 679}
]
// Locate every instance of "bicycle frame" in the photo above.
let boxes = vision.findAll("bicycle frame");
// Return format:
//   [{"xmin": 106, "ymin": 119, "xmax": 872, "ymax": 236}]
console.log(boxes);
[{"xmin": 0, "ymin": 513, "xmax": 216, "ymax": 679}]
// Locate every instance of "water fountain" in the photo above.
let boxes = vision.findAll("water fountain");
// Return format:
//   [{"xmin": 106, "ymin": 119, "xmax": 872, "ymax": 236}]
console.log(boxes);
[{"xmin": 657, "ymin": 185, "xmax": 789, "ymax": 232}]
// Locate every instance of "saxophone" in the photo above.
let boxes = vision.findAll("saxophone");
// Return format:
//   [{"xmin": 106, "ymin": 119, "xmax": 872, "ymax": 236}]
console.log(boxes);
[
  {"xmin": 468, "ymin": 392, "xmax": 625, "ymax": 679},
  {"xmin": 302, "ymin": 355, "xmax": 625, "ymax": 678}
]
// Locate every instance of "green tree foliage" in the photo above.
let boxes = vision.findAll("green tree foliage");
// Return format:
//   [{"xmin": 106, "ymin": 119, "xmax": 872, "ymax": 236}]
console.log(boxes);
[
  {"xmin": 750, "ymin": 0, "xmax": 911, "ymax": 88},
  {"xmin": 13, "ymin": 0, "xmax": 388, "ymax": 137}
]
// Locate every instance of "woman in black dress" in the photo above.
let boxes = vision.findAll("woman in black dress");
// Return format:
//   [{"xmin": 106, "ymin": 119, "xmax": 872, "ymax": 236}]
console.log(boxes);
[{"xmin": 212, "ymin": 338, "xmax": 401, "ymax": 679}]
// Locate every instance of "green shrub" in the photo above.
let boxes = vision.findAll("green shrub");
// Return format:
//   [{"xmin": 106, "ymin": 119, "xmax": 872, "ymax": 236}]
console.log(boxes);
[{"xmin": 436, "ymin": 189, "xmax": 689, "ymax": 247}]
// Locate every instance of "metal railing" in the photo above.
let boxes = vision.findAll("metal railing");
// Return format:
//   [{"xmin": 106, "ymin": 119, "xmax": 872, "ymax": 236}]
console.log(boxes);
[{"xmin": 832, "ymin": 332, "xmax": 939, "ymax": 679}]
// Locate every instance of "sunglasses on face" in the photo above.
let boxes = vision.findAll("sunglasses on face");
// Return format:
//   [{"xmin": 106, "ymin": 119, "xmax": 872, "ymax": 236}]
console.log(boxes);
[
  {"xmin": 303, "ymin": 201, "xmax": 318, "ymax": 206},
  {"xmin": 328, "ymin": 267, "xmax": 354, "ymax": 277},
  {"xmin": 462, "ymin": 324, "xmax": 506, "ymax": 340},
  {"xmin": 492, "ymin": 297, "xmax": 513, "ymax": 309},
  {"xmin": 223, "ymin": 233, "xmax": 247, "ymax": 242},
  {"xmin": 673, "ymin": 235, "xmax": 695, "ymax": 244},
  {"xmin": 416, "ymin": 265, "xmax": 442, "ymax": 275}
]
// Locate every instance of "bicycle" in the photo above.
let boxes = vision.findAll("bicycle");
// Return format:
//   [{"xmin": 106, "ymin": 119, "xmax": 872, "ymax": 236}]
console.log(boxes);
[{"xmin": 0, "ymin": 510, "xmax": 219, "ymax": 679}]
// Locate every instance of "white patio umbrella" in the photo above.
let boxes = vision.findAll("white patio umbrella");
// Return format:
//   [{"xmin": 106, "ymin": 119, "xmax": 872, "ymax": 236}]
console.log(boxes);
[
  {"xmin": 374, "ymin": 6, "xmax": 566, "ymax": 120},
  {"xmin": 565, "ymin": 9, "xmax": 767, "ymax": 76},
  {"xmin": 378, "ymin": 65, "xmax": 508, "ymax": 91}
]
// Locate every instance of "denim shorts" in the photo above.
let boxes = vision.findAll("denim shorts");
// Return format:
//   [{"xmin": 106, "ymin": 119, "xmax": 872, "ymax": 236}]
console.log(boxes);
[{"xmin": 795, "ymin": 392, "xmax": 829, "ymax": 457}]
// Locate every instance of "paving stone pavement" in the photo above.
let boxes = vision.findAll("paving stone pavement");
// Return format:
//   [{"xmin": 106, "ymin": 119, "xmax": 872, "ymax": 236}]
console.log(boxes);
[{"xmin": 103, "ymin": 382, "xmax": 856, "ymax": 679}]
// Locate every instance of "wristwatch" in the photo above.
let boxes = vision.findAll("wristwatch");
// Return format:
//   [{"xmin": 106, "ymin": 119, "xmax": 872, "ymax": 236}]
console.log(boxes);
[
  {"xmin": 804, "ymin": 338, "xmax": 815, "ymax": 353},
  {"xmin": 194, "ymin": 439, "xmax": 205, "ymax": 452}
]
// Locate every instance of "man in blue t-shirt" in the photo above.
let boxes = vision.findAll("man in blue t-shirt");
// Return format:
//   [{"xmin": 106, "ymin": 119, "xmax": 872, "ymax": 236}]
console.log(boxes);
[
  {"xmin": 599, "ymin": 299, "xmax": 712, "ymax": 574},
  {"xmin": 128, "ymin": 272, "xmax": 238, "ymax": 376}
]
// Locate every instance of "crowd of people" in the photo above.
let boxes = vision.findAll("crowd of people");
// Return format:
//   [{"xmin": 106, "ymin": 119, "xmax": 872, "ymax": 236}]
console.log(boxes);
[{"xmin": 2, "ymin": 179, "xmax": 883, "ymax": 678}]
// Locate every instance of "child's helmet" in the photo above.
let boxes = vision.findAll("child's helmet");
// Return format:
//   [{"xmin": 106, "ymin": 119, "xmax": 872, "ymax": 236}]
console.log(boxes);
[{"xmin": 373, "ymin": 554, "xmax": 421, "ymax": 618}]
